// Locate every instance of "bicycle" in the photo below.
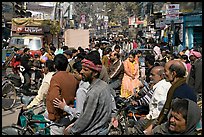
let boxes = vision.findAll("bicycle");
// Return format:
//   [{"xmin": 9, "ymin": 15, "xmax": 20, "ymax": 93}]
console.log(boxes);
[
  {"xmin": 2, "ymin": 104, "xmax": 63, "ymax": 135},
  {"xmin": 2, "ymin": 72, "xmax": 39, "ymax": 111},
  {"xmin": 2, "ymin": 76, "xmax": 17, "ymax": 110},
  {"xmin": 108, "ymin": 95, "xmax": 149, "ymax": 135}
]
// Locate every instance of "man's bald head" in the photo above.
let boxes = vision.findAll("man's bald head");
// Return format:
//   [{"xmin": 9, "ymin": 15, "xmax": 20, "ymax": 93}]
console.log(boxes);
[
  {"xmin": 152, "ymin": 66, "xmax": 164, "ymax": 76},
  {"xmin": 165, "ymin": 60, "xmax": 186, "ymax": 78}
]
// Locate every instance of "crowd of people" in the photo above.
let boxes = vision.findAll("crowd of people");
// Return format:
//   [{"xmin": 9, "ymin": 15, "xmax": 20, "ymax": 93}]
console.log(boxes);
[{"xmin": 8, "ymin": 35, "xmax": 202, "ymax": 135}]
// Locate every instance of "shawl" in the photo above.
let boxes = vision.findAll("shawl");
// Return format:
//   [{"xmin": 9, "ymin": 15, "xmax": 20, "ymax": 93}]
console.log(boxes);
[
  {"xmin": 154, "ymin": 77, "xmax": 187, "ymax": 126},
  {"xmin": 152, "ymin": 98, "xmax": 201, "ymax": 135}
]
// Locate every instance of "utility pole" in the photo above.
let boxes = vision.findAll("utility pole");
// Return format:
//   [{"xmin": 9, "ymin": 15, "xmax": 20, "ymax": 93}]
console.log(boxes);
[{"xmin": 69, "ymin": 2, "xmax": 73, "ymax": 20}]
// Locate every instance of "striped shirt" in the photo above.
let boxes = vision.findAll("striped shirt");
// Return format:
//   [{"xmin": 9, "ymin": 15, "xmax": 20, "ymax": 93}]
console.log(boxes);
[{"xmin": 137, "ymin": 87, "xmax": 154, "ymax": 106}]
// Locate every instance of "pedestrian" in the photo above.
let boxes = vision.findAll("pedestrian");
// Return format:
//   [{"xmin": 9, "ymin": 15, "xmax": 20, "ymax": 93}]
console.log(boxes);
[
  {"xmin": 145, "ymin": 54, "xmax": 155, "ymax": 83},
  {"xmin": 102, "ymin": 47, "xmax": 112, "ymax": 69},
  {"xmin": 180, "ymin": 54, "xmax": 192, "ymax": 74},
  {"xmin": 52, "ymin": 61, "xmax": 90, "ymax": 120},
  {"xmin": 46, "ymin": 45, "xmax": 56, "ymax": 60},
  {"xmin": 153, "ymin": 43, "xmax": 162, "ymax": 62},
  {"xmin": 40, "ymin": 47, "xmax": 48, "ymax": 63},
  {"xmin": 64, "ymin": 50, "xmax": 112, "ymax": 135},
  {"xmin": 187, "ymin": 50, "xmax": 202, "ymax": 98},
  {"xmin": 63, "ymin": 50, "xmax": 73, "ymax": 62},
  {"xmin": 145, "ymin": 60, "xmax": 197, "ymax": 132},
  {"xmin": 26, "ymin": 60, "xmax": 56, "ymax": 109},
  {"xmin": 144, "ymin": 98, "xmax": 201, "ymax": 135},
  {"xmin": 20, "ymin": 48, "xmax": 32, "ymax": 93},
  {"xmin": 46, "ymin": 54, "xmax": 79, "ymax": 135},
  {"xmin": 120, "ymin": 51, "xmax": 141, "ymax": 98},
  {"xmin": 108, "ymin": 51, "xmax": 124, "ymax": 96},
  {"xmin": 99, "ymin": 64, "xmax": 109, "ymax": 83},
  {"xmin": 133, "ymin": 66, "xmax": 171, "ymax": 134}
]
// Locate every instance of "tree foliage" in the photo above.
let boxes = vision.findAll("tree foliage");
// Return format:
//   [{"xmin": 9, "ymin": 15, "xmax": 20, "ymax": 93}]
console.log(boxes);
[{"xmin": 72, "ymin": 2, "xmax": 139, "ymax": 29}]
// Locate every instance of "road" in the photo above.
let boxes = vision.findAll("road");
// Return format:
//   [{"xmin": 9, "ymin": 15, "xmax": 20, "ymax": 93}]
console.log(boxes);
[
  {"xmin": 2, "ymin": 67, "xmax": 43, "ymax": 128},
  {"xmin": 2, "ymin": 99, "xmax": 23, "ymax": 127}
]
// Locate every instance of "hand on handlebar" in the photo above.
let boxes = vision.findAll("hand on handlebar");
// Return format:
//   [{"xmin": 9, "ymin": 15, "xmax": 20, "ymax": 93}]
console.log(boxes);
[{"xmin": 131, "ymin": 100, "xmax": 138, "ymax": 106}]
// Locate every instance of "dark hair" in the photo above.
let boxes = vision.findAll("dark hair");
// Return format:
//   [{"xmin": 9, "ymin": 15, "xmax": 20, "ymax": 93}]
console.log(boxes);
[
  {"xmin": 23, "ymin": 48, "xmax": 30, "ymax": 53},
  {"xmin": 61, "ymin": 46, "xmax": 68, "ymax": 51},
  {"xmin": 72, "ymin": 49, "xmax": 78, "ymax": 54},
  {"xmin": 50, "ymin": 46, "xmax": 56, "ymax": 52},
  {"xmin": 40, "ymin": 47, "xmax": 46, "ymax": 52},
  {"xmin": 181, "ymin": 54, "xmax": 190, "ymax": 63},
  {"xmin": 136, "ymin": 50, "xmax": 142, "ymax": 55},
  {"xmin": 114, "ymin": 45, "xmax": 120, "ymax": 50},
  {"xmin": 145, "ymin": 54, "xmax": 155, "ymax": 66},
  {"xmin": 85, "ymin": 50, "xmax": 102, "ymax": 66},
  {"xmin": 78, "ymin": 47, "xmax": 84, "ymax": 53},
  {"xmin": 171, "ymin": 98, "xmax": 188, "ymax": 121},
  {"xmin": 76, "ymin": 52, "xmax": 86, "ymax": 60},
  {"xmin": 95, "ymin": 43, "xmax": 100, "ymax": 48},
  {"xmin": 169, "ymin": 64, "xmax": 186, "ymax": 77},
  {"xmin": 73, "ymin": 61, "xmax": 82, "ymax": 73},
  {"xmin": 45, "ymin": 60, "xmax": 55, "ymax": 72},
  {"xmin": 104, "ymin": 47, "xmax": 112, "ymax": 55},
  {"xmin": 15, "ymin": 54, "xmax": 21, "ymax": 61},
  {"xmin": 54, "ymin": 54, "xmax": 68, "ymax": 71},
  {"xmin": 129, "ymin": 50, "xmax": 136, "ymax": 58}
]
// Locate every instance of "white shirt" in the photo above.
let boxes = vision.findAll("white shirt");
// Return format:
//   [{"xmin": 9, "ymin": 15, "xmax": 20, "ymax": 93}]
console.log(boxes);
[
  {"xmin": 153, "ymin": 46, "xmax": 161, "ymax": 60},
  {"xmin": 146, "ymin": 79, "xmax": 171, "ymax": 120},
  {"xmin": 64, "ymin": 81, "xmax": 90, "ymax": 119},
  {"xmin": 27, "ymin": 72, "xmax": 55, "ymax": 109}
]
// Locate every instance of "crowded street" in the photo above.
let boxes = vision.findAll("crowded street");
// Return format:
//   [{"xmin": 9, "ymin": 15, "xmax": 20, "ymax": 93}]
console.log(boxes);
[{"xmin": 2, "ymin": 2, "xmax": 202, "ymax": 135}]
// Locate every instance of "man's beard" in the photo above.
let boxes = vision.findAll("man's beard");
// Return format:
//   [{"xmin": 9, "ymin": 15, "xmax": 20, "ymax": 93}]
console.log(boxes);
[{"xmin": 82, "ymin": 74, "xmax": 92, "ymax": 83}]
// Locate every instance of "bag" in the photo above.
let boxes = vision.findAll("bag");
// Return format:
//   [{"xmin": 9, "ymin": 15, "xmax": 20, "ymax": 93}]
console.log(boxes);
[{"xmin": 19, "ymin": 111, "xmax": 50, "ymax": 135}]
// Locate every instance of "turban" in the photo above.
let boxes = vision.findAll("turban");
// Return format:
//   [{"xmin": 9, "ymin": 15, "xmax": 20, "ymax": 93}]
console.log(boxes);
[
  {"xmin": 81, "ymin": 59, "xmax": 102, "ymax": 72},
  {"xmin": 190, "ymin": 50, "xmax": 201, "ymax": 58}
]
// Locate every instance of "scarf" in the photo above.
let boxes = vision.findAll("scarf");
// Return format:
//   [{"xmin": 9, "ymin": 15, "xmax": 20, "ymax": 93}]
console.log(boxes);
[
  {"xmin": 152, "ymin": 98, "xmax": 201, "ymax": 135},
  {"xmin": 154, "ymin": 77, "xmax": 187, "ymax": 126},
  {"xmin": 81, "ymin": 59, "xmax": 102, "ymax": 72}
]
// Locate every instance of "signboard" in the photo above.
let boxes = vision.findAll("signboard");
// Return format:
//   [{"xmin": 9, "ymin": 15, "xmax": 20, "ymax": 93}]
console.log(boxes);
[
  {"xmin": 165, "ymin": 16, "xmax": 183, "ymax": 24},
  {"xmin": 166, "ymin": 4, "xmax": 179, "ymax": 21},
  {"xmin": 155, "ymin": 18, "xmax": 166, "ymax": 29},
  {"xmin": 128, "ymin": 16, "xmax": 135, "ymax": 25},
  {"xmin": 136, "ymin": 18, "xmax": 144, "ymax": 25},
  {"xmin": 160, "ymin": 19, "xmax": 166, "ymax": 29},
  {"xmin": 104, "ymin": 16, "xmax": 108, "ymax": 22},
  {"xmin": 64, "ymin": 29, "xmax": 89, "ymax": 49},
  {"xmin": 15, "ymin": 26, "xmax": 43, "ymax": 34}
]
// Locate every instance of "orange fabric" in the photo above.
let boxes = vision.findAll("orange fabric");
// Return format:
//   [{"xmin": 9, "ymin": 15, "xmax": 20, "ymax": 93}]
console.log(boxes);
[{"xmin": 120, "ymin": 58, "xmax": 140, "ymax": 98}]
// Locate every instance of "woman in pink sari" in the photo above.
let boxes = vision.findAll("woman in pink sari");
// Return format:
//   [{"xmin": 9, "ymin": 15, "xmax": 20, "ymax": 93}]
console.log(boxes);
[{"xmin": 120, "ymin": 51, "xmax": 141, "ymax": 98}]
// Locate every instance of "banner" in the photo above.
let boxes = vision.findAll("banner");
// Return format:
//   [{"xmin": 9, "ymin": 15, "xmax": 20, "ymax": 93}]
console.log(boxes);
[
  {"xmin": 166, "ymin": 4, "xmax": 179, "ymax": 21},
  {"xmin": 128, "ymin": 16, "xmax": 135, "ymax": 25}
]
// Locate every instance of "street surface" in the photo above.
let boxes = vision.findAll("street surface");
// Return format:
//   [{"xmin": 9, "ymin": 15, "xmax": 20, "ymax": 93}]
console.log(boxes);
[
  {"xmin": 2, "ymin": 99, "xmax": 23, "ymax": 127},
  {"xmin": 2, "ymin": 67, "xmax": 23, "ymax": 127}
]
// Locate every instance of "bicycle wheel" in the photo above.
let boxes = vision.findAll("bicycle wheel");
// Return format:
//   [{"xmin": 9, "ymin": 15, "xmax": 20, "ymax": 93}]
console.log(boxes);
[
  {"xmin": 2, "ymin": 81, "xmax": 17, "ymax": 110},
  {"xmin": 2, "ymin": 126, "xmax": 23, "ymax": 135}
]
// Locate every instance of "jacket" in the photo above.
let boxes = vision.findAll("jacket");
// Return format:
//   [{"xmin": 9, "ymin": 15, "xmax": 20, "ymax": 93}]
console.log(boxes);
[{"xmin": 46, "ymin": 71, "xmax": 79, "ymax": 122}]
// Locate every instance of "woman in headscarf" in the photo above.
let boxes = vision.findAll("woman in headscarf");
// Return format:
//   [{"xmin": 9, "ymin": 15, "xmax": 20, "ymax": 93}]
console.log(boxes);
[
  {"xmin": 120, "ymin": 50, "xmax": 141, "ymax": 98},
  {"xmin": 145, "ymin": 98, "xmax": 201, "ymax": 135}
]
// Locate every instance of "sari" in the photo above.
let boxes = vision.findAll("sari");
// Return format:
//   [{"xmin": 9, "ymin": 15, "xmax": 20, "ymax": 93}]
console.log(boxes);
[{"xmin": 120, "ymin": 58, "xmax": 140, "ymax": 98}]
